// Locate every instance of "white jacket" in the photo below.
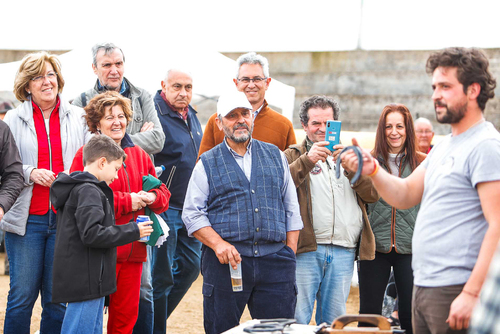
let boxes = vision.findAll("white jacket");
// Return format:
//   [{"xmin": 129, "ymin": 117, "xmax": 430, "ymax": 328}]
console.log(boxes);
[{"xmin": 1, "ymin": 96, "xmax": 92, "ymax": 235}]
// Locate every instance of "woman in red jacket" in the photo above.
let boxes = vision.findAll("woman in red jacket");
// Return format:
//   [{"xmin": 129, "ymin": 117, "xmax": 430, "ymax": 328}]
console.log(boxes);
[{"xmin": 70, "ymin": 91, "xmax": 170, "ymax": 334}]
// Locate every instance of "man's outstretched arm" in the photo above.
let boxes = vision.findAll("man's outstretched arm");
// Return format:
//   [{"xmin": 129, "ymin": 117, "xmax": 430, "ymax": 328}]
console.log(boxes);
[{"xmin": 341, "ymin": 138, "xmax": 426, "ymax": 209}]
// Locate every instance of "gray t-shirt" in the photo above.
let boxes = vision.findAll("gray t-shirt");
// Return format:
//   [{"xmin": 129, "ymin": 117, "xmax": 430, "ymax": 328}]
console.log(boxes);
[{"xmin": 413, "ymin": 121, "xmax": 500, "ymax": 287}]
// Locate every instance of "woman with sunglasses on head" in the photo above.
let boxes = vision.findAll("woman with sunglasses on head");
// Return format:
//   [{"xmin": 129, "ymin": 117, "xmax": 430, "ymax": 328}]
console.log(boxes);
[
  {"xmin": 357, "ymin": 104, "xmax": 426, "ymax": 334},
  {"xmin": 2, "ymin": 51, "xmax": 91, "ymax": 334}
]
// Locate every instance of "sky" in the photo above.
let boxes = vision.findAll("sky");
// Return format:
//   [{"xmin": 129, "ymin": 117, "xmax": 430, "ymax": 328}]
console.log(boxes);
[{"xmin": 2, "ymin": 0, "xmax": 499, "ymax": 52}]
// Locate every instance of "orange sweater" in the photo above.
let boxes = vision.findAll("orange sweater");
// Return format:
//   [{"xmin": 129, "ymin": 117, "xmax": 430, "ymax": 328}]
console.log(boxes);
[{"xmin": 198, "ymin": 100, "xmax": 296, "ymax": 157}]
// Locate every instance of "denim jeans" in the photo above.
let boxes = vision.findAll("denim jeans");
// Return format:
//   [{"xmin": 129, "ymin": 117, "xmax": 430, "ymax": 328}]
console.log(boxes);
[
  {"xmin": 133, "ymin": 246, "xmax": 153, "ymax": 334},
  {"xmin": 62, "ymin": 297, "xmax": 105, "ymax": 334},
  {"xmin": 201, "ymin": 245, "xmax": 297, "ymax": 334},
  {"xmin": 151, "ymin": 208, "xmax": 201, "ymax": 334},
  {"xmin": 4, "ymin": 211, "xmax": 66, "ymax": 334},
  {"xmin": 294, "ymin": 244, "xmax": 356, "ymax": 325}
]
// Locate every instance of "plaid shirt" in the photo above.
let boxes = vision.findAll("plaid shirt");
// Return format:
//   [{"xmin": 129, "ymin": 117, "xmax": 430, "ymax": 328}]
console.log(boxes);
[{"xmin": 470, "ymin": 245, "xmax": 500, "ymax": 334}]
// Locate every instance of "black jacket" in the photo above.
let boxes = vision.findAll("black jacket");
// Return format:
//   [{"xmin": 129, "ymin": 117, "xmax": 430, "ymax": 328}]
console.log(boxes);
[
  {"xmin": 50, "ymin": 171, "xmax": 140, "ymax": 303},
  {"xmin": 153, "ymin": 91, "xmax": 203, "ymax": 209},
  {"xmin": 0, "ymin": 119, "xmax": 23, "ymax": 214}
]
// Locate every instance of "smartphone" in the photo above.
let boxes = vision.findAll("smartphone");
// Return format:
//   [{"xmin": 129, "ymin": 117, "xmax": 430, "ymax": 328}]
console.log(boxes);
[{"xmin": 325, "ymin": 120, "xmax": 342, "ymax": 152}]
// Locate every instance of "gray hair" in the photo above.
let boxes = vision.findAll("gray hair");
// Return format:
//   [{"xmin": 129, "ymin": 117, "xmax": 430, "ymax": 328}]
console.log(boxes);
[
  {"xmin": 235, "ymin": 52, "xmax": 270, "ymax": 78},
  {"xmin": 92, "ymin": 43, "xmax": 125, "ymax": 66},
  {"xmin": 164, "ymin": 68, "xmax": 193, "ymax": 82},
  {"xmin": 414, "ymin": 117, "xmax": 433, "ymax": 130},
  {"xmin": 299, "ymin": 95, "xmax": 341, "ymax": 125}
]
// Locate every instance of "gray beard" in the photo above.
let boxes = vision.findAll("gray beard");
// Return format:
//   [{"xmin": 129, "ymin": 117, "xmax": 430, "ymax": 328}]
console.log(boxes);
[{"xmin": 223, "ymin": 123, "xmax": 253, "ymax": 143}]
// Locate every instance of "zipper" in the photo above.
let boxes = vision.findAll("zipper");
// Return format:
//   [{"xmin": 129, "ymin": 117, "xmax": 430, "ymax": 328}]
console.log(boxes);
[
  {"xmin": 122, "ymin": 162, "xmax": 135, "ymax": 260},
  {"xmin": 185, "ymin": 116, "xmax": 199, "ymax": 157},
  {"xmin": 42, "ymin": 109, "xmax": 54, "ymax": 211},
  {"xmin": 391, "ymin": 159, "xmax": 405, "ymax": 252},
  {"xmin": 99, "ymin": 253, "xmax": 105, "ymax": 296},
  {"xmin": 325, "ymin": 159, "xmax": 336, "ymax": 241}
]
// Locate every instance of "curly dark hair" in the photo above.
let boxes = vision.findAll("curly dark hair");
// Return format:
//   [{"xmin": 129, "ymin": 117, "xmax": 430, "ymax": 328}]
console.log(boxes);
[
  {"xmin": 84, "ymin": 91, "xmax": 132, "ymax": 134},
  {"xmin": 299, "ymin": 95, "xmax": 341, "ymax": 125},
  {"xmin": 426, "ymin": 47, "xmax": 496, "ymax": 111}
]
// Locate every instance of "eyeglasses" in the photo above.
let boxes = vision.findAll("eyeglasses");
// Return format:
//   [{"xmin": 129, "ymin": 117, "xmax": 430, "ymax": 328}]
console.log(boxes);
[
  {"xmin": 237, "ymin": 77, "xmax": 267, "ymax": 84},
  {"xmin": 416, "ymin": 130, "xmax": 433, "ymax": 134},
  {"xmin": 31, "ymin": 72, "xmax": 58, "ymax": 83}
]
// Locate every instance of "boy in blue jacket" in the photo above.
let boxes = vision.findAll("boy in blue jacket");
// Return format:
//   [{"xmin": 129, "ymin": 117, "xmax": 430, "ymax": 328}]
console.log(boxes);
[{"xmin": 50, "ymin": 135, "xmax": 153, "ymax": 333}]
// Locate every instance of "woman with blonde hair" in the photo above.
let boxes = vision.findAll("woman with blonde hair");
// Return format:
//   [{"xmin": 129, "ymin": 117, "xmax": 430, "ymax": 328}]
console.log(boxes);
[
  {"xmin": 2, "ymin": 51, "xmax": 91, "ymax": 334},
  {"xmin": 357, "ymin": 104, "xmax": 426, "ymax": 334}
]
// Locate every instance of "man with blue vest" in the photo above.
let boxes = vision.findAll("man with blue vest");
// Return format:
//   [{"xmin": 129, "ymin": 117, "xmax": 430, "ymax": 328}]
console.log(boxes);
[
  {"xmin": 182, "ymin": 91, "xmax": 303, "ymax": 334},
  {"xmin": 152, "ymin": 69, "xmax": 203, "ymax": 334}
]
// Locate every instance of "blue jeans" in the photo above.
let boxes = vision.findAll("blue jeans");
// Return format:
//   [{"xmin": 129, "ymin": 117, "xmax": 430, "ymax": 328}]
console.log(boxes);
[
  {"xmin": 62, "ymin": 297, "xmax": 105, "ymax": 334},
  {"xmin": 202, "ymin": 245, "xmax": 297, "ymax": 334},
  {"xmin": 4, "ymin": 211, "xmax": 66, "ymax": 334},
  {"xmin": 133, "ymin": 246, "xmax": 153, "ymax": 334},
  {"xmin": 295, "ymin": 244, "xmax": 356, "ymax": 325},
  {"xmin": 151, "ymin": 208, "xmax": 201, "ymax": 334}
]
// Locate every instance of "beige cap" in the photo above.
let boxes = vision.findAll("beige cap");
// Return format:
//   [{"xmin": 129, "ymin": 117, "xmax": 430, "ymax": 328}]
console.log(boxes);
[{"xmin": 217, "ymin": 91, "xmax": 253, "ymax": 118}]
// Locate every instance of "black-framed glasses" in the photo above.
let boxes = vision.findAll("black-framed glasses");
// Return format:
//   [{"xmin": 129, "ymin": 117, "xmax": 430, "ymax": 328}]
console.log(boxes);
[
  {"xmin": 31, "ymin": 72, "xmax": 58, "ymax": 83},
  {"xmin": 237, "ymin": 77, "xmax": 267, "ymax": 84}
]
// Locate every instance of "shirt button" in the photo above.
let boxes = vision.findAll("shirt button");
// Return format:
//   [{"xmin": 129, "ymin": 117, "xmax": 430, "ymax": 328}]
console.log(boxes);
[
  {"xmin": 254, "ymin": 250, "xmax": 258, "ymax": 255},
  {"xmin": 256, "ymin": 228, "xmax": 260, "ymax": 232},
  {"xmin": 255, "ymin": 208, "xmax": 259, "ymax": 213},
  {"xmin": 251, "ymin": 189, "xmax": 255, "ymax": 194}
]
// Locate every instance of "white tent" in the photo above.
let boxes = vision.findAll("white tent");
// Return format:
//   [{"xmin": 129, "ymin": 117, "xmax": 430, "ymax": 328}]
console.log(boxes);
[{"xmin": 0, "ymin": 43, "xmax": 295, "ymax": 121}]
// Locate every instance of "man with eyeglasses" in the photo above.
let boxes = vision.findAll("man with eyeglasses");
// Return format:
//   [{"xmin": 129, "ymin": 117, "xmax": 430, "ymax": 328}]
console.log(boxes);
[
  {"xmin": 198, "ymin": 52, "xmax": 296, "ymax": 156},
  {"xmin": 73, "ymin": 42, "xmax": 165, "ymax": 334},
  {"xmin": 414, "ymin": 117, "xmax": 435, "ymax": 153}
]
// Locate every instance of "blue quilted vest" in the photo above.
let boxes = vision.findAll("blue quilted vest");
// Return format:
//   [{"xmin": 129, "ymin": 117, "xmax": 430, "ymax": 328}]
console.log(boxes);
[{"xmin": 200, "ymin": 140, "xmax": 286, "ymax": 257}]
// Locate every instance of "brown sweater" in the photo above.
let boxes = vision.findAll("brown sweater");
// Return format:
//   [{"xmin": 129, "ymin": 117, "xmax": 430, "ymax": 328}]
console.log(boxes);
[
  {"xmin": 284, "ymin": 139, "xmax": 380, "ymax": 260},
  {"xmin": 198, "ymin": 100, "xmax": 296, "ymax": 157}
]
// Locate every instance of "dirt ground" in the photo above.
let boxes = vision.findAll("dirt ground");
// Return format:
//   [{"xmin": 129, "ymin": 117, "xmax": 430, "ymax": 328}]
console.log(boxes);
[{"xmin": 0, "ymin": 252, "xmax": 360, "ymax": 333}]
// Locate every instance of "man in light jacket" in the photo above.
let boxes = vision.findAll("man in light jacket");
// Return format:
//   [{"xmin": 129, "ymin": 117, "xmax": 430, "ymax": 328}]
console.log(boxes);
[{"xmin": 285, "ymin": 95, "xmax": 378, "ymax": 325}]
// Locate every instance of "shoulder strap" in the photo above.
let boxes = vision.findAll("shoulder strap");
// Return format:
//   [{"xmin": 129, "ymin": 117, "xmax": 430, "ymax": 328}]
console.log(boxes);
[{"xmin": 81, "ymin": 92, "xmax": 87, "ymax": 107}]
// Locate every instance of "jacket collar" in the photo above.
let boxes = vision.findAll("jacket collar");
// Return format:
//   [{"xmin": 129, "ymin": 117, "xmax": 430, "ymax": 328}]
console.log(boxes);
[
  {"xmin": 120, "ymin": 132, "xmax": 135, "ymax": 150},
  {"xmin": 93, "ymin": 77, "xmax": 138, "ymax": 97},
  {"xmin": 289, "ymin": 138, "xmax": 308, "ymax": 155},
  {"xmin": 18, "ymin": 94, "xmax": 71, "ymax": 124},
  {"xmin": 255, "ymin": 99, "xmax": 269, "ymax": 117},
  {"xmin": 154, "ymin": 90, "xmax": 196, "ymax": 118}
]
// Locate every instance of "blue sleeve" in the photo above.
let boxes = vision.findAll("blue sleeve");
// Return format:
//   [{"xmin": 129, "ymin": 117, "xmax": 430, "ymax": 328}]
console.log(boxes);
[{"xmin": 181, "ymin": 161, "xmax": 212, "ymax": 237}]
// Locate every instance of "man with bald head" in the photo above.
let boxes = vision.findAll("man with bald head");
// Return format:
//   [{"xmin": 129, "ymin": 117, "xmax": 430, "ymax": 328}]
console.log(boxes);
[
  {"xmin": 415, "ymin": 117, "xmax": 435, "ymax": 153},
  {"xmin": 151, "ymin": 69, "xmax": 203, "ymax": 333}
]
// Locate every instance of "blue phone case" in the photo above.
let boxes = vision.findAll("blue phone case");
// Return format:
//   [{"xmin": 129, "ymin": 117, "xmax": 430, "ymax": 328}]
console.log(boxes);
[{"xmin": 325, "ymin": 120, "xmax": 342, "ymax": 152}]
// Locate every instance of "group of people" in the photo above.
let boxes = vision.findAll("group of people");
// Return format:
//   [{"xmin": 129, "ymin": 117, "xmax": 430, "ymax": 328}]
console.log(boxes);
[{"xmin": 0, "ymin": 44, "xmax": 498, "ymax": 334}]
